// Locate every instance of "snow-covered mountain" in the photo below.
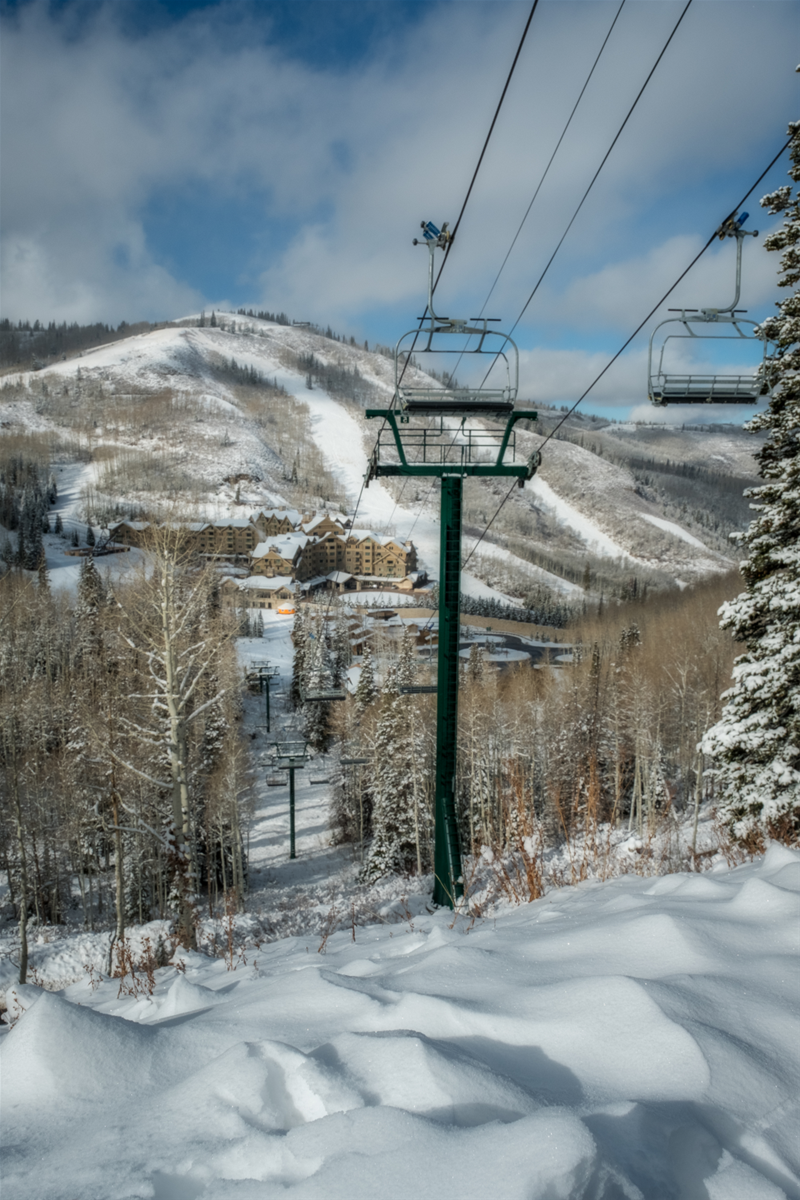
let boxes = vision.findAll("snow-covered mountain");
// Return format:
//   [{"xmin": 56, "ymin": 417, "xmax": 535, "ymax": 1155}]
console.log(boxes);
[{"xmin": 0, "ymin": 314, "xmax": 761, "ymax": 601}]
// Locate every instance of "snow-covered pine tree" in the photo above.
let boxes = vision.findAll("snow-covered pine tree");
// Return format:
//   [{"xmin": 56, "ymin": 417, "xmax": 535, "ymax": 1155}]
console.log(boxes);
[
  {"xmin": 467, "ymin": 642, "xmax": 485, "ymax": 683},
  {"xmin": 354, "ymin": 643, "xmax": 378, "ymax": 712},
  {"xmin": 365, "ymin": 666, "xmax": 426, "ymax": 881},
  {"xmin": 291, "ymin": 607, "xmax": 308, "ymax": 709},
  {"xmin": 701, "ymin": 115, "xmax": 800, "ymax": 848},
  {"xmin": 331, "ymin": 606, "xmax": 351, "ymax": 687},
  {"xmin": 303, "ymin": 663, "xmax": 333, "ymax": 751},
  {"xmin": 37, "ymin": 550, "xmax": 50, "ymax": 595},
  {"xmin": 397, "ymin": 628, "xmax": 416, "ymax": 689}
]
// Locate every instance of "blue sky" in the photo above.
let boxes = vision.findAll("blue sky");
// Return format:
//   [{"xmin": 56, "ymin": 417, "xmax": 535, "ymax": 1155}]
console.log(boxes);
[{"xmin": 1, "ymin": 0, "xmax": 798, "ymax": 419}]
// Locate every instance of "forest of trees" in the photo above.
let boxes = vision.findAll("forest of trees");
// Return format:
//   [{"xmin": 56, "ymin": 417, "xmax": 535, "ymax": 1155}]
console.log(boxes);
[
  {"xmin": 0, "ymin": 452, "xmax": 57, "ymax": 570},
  {"xmin": 289, "ymin": 577, "xmax": 741, "ymax": 893},
  {"xmin": 0, "ymin": 529, "xmax": 252, "ymax": 984},
  {"xmin": 0, "ymin": 319, "xmax": 169, "ymax": 371}
]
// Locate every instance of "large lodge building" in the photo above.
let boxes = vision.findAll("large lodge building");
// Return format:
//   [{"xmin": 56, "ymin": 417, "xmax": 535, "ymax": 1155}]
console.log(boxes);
[{"xmin": 110, "ymin": 510, "xmax": 420, "ymax": 606}]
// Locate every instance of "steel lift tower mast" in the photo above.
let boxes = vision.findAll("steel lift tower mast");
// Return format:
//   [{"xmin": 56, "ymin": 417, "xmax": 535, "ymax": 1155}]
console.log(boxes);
[{"xmin": 365, "ymin": 222, "xmax": 540, "ymax": 907}]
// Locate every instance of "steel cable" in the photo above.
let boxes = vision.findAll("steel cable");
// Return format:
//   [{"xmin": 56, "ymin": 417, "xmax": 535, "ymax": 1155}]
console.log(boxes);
[{"xmin": 461, "ymin": 136, "xmax": 793, "ymax": 573}]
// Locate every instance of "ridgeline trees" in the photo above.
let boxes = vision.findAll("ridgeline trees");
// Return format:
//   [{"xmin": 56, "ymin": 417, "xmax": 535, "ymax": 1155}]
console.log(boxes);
[{"xmin": 702, "ymin": 117, "xmax": 800, "ymax": 849}]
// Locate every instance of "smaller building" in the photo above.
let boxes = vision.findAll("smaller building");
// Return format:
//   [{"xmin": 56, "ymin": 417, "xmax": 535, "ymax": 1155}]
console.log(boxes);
[
  {"xmin": 109, "ymin": 520, "xmax": 151, "ymax": 546},
  {"xmin": 219, "ymin": 575, "xmax": 296, "ymax": 610}
]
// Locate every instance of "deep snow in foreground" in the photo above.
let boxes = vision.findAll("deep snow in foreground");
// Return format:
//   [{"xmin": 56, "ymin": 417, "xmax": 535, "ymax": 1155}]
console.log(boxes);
[{"xmin": 3, "ymin": 847, "xmax": 799, "ymax": 1200}]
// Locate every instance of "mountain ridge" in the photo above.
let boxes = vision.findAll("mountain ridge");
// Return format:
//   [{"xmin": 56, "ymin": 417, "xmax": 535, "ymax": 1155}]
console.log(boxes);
[{"xmin": 0, "ymin": 313, "xmax": 762, "ymax": 604}]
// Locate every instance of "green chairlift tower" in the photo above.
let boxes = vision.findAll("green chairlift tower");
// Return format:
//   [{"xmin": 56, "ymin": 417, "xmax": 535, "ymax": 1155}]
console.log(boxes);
[{"xmin": 365, "ymin": 221, "xmax": 540, "ymax": 908}]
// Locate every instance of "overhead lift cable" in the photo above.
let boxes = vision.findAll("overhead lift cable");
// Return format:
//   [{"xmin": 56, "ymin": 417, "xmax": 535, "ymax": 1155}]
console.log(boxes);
[
  {"xmin": 395, "ymin": 0, "xmax": 626, "ymax": 541},
  {"xmin": 411, "ymin": 0, "xmax": 696, "ymax": 618},
  {"xmin": 348, "ymin": 0, "xmax": 540, "ymax": 537},
  {"xmin": 314, "ymin": 1, "xmax": 541, "ymax": 640},
  {"xmin": 461, "ymin": 137, "xmax": 793, "ymax": 572},
  {"xmin": 468, "ymin": 0, "xmax": 626, "ymax": 342},
  {"xmin": 478, "ymin": 0, "xmax": 694, "ymax": 394}
]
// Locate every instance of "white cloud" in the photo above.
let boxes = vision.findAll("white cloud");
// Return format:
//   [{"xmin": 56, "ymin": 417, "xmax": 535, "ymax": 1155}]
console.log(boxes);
[
  {"xmin": 521, "ymin": 224, "xmax": 784, "ymax": 338},
  {"xmin": 519, "ymin": 344, "xmax": 647, "ymax": 408},
  {"xmin": 0, "ymin": 0, "xmax": 796, "ymax": 330}
]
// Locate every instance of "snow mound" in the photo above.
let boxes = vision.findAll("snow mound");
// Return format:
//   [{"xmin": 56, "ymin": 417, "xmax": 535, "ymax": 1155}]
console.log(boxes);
[{"xmin": 2, "ymin": 850, "xmax": 799, "ymax": 1199}]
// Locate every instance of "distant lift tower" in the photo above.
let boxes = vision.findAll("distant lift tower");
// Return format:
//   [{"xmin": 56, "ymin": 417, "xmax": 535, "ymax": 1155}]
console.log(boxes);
[
  {"xmin": 272, "ymin": 740, "xmax": 308, "ymax": 859},
  {"xmin": 365, "ymin": 221, "xmax": 540, "ymax": 908}
]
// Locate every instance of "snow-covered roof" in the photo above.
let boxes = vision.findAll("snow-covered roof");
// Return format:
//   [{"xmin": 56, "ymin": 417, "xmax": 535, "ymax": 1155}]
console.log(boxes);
[
  {"xmin": 252, "ymin": 508, "xmax": 301, "ymax": 526},
  {"xmin": 351, "ymin": 574, "xmax": 406, "ymax": 583},
  {"xmin": 348, "ymin": 529, "xmax": 410, "ymax": 548},
  {"xmin": 298, "ymin": 575, "xmax": 328, "ymax": 592},
  {"xmin": 206, "ymin": 518, "xmax": 255, "ymax": 530},
  {"xmin": 301, "ymin": 513, "xmax": 346, "ymax": 533},
  {"xmin": 251, "ymin": 533, "xmax": 309, "ymax": 558},
  {"xmin": 326, "ymin": 570, "xmax": 354, "ymax": 583},
  {"xmin": 237, "ymin": 576, "xmax": 295, "ymax": 592}
]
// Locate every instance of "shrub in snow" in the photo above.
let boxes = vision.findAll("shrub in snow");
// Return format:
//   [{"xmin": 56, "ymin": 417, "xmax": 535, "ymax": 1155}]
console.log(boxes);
[{"xmin": 702, "ymin": 112, "xmax": 800, "ymax": 849}]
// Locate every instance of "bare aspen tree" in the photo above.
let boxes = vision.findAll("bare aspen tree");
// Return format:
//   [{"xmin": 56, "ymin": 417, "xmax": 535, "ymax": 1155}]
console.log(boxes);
[{"xmin": 108, "ymin": 525, "xmax": 238, "ymax": 947}]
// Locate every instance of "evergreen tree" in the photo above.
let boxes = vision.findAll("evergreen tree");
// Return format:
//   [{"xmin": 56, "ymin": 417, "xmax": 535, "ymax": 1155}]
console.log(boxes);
[
  {"xmin": 331, "ymin": 607, "xmax": 351, "ymax": 687},
  {"xmin": 291, "ymin": 607, "xmax": 308, "ymax": 709},
  {"xmin": 365, "ymin": 667, "xmax": 426, "ymax": 880},
  {"xmin": 467, "ymin": 642, "xmax": 485, "ymax": 683},
  {"xmin": 397, "ymin": 628, "xmax": 416, "ymax": 689},
  {"xmin": 354, "ymin": 644, "xmax": 378, "ymax": 712},
  {"xmin": 37, "ymin": 551, "xmax": 50, "ymax": 595},
  {"xmin": 701, "ymin": 115, "xmax": 800, "ymax": 848},
  {"xmin": 54, "ymin": 512, "xmax": 63, "ymax": 535},
  {"xmin": 86, "ymin": 524, "xmax": 96, "ymax": 548},
  {"xmin": 303, "ymin": 667, "xmax": 332, "ymax": 751},
  {"xmin": 18, "ymin": 482, "xmax": 44, "ymax": 570},
  {"xmin": 74, "ymin": 556, "xmax": 106, "ymax": 668},
  {"xmin": 77, "ymin": 554, "xmax": 105, "ymax": 619},
  {"xmin": 302, "ymin": 614, "xmax": 333, "ymax": 751}
]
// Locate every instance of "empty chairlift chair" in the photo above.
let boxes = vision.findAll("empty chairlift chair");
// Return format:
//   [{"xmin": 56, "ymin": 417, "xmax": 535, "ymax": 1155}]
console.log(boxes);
[
  {"xmin": 647, "ymin": 213, "xmax": 777, "ymax": 407},
  {"xmin": 394, "ymin": 222, "xmax": 519, "ymax": 418}
]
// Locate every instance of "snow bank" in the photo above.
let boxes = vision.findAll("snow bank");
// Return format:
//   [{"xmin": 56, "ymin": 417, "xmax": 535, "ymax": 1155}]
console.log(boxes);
[{"xmin": 2, "ymin": 846, "xmax": 798, "ymax": 1199}]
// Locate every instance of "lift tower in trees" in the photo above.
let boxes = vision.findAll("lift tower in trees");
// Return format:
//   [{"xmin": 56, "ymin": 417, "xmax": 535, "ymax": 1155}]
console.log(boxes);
[{"xmin": 365, "ymin": 222, "xmax": 540, "ymax": 907}]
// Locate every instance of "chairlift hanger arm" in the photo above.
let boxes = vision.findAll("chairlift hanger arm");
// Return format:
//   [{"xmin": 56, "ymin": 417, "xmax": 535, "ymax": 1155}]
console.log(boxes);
[
  {"xmin": 708, "ymin": 211, "xmax": 758, "ymax": 315},
  {"xmin": 411, "ymin": 222, "xmax": 453, "ymax": 325}
]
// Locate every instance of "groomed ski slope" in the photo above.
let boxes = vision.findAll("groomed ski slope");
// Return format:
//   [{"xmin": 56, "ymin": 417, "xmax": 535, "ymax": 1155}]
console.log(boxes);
[{"xmin": 3, "ymin": 846, "xmax": 798, "ymax": 1200}]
